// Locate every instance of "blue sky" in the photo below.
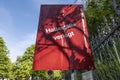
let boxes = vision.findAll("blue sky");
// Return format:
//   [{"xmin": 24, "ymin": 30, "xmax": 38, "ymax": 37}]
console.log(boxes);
[{"xmin": 0, "ymin": 0, "xmax": 84, "ymax": 62}]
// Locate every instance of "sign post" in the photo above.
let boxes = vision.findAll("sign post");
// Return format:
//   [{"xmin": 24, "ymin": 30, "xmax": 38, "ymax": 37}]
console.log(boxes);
[{"xmin": 82, "ymin": 70, "xmax": 94, "ymax": 80}]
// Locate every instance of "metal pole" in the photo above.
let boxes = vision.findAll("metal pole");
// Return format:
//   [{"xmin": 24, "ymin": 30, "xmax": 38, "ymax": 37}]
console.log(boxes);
[{"xmin": 70, "ymin": 70, "xmax": 77, "ymax": 80}]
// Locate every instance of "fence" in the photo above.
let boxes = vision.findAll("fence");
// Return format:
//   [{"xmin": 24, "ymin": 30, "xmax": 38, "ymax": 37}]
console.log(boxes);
[{"xmin": 90, "ymin": 0, "xmax": 120, "ymax": 80}]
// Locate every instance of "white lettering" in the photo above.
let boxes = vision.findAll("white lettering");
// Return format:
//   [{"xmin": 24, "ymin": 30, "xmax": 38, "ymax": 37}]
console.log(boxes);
[
  {"xmin": 53, "ymin": 31, "xmax": 74, "ymax": 40},
  {"xmin": 45, "ymin": 28, "xmax": 51, "ymax": 33},
  {"xmin": 45, "ymin": 23, "xmax": 76, "ymax": 33}
]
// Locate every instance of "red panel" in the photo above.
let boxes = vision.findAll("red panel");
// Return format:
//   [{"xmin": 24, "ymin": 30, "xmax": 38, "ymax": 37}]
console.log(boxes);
[{"xmin": 33, "ymin": 5, "xmax": 94, "ymax": 70}]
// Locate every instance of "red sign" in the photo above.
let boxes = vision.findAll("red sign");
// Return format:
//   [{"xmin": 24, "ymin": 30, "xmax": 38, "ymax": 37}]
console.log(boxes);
[{"xmin": 33, "ymin": 5, "xmax": 94, "ymax": 70}]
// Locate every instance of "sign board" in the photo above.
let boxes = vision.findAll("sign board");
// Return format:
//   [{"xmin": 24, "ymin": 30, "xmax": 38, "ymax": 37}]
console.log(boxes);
[{"xmin": 33, "ymin": 5, "xmax": 94, "ymax": 70}]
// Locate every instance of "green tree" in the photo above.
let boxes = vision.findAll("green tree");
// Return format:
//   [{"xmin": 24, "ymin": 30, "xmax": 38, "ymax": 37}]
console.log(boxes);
[
  {"xmin": 85, "ymin": 0, "xmax": 120, "ymax": 80},
  {"xmin": 0, "ymin": 37, "xmax": 11, "ymax": 79},
  {"xmin": 85, "ymin": 0, "xmax": 115, "ymax": 34},
  {"xmin": 14, "ymin": 45, "xmax": 34, "ymax": 80}
]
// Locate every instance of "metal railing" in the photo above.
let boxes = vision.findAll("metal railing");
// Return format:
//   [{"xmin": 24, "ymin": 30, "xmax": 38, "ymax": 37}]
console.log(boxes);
[{"xmin": 90, "ymin": 0, "xmax": 120, "ymax": 79}]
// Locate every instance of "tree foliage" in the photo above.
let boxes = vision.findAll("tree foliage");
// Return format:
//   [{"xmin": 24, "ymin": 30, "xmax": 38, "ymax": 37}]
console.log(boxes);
[
  {"xmin": 13, "ymin": 45, "xmax": 34, "ymax": 80},
  {"xmin": 85, "ymin": 0, "xmax": 115, "ymax": 34},
  {"xmin": 0, "ymin": 37, "xmax": 11, "ymax": 79},
  {"xmin": 85, "ymin": 0, "xmax": 120, "ymax": 79}
]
